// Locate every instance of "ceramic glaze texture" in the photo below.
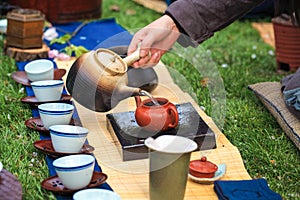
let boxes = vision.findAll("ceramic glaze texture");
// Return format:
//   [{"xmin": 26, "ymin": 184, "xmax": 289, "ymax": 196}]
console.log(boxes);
[
  {"xmin": 73, "ymin": 189, "xmax": 121, "ymax": 200},
  {"xmin": 66, "ymin": 46, "xmax": 158, "ymax": 112},
  {"xmin": 38, "ymin": 103, "xmax": 74, "ymax": 129},
  {"xmin": 53, "ymin": 154, "xmax": 95, "ymax": 190},
  {"xmin": 189, "ymin": 156, "xmax": 218, "ymax": 178},
  {"xmin": 0, "ymin": 19, "xmax": 7, "ymax": 33},
  {"xmin": 49, "ymin": 125, "xmax": 88, "ymax": 153},
  {"xmin": 24, "ymin": 59, "xmax": 54, "ymax": 81},
  {"xmin": 134, "ymin": 97, "xmax": 179, "ymax": 132},
  {"xmin": 31, "ymin": 80, "xmax": 64, "ymax": 102},
  {"xmin": 66, "ymin": 49, "xmax": 140, "ymax": 112}
]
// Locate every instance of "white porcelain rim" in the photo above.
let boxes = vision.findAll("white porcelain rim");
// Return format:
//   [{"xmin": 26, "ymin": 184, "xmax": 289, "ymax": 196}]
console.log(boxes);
[
  {"xmin": 73, "ymin": 188, "xmax": 121, "ymax": 200},
  {"xmin": 31, "ymin": 80, "xmax": 64, "ymax": 87},
  {"xmin": 38, "ymin": 103, "xmax": 74, "ymax": 113},
  {"xmin": 24, "ymin": 59, "xmax": 53, "ymax": 74},
  {"xmin": 53, "ymin": 154, "xmax": 95, "ymax": 170},
  {"xmin": 49, "ymin": 125, "xmax": 88, "ymax": 135}
]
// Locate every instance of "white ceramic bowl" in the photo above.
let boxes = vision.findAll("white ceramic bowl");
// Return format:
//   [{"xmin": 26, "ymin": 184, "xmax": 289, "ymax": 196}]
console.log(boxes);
[
  {"xmin": 0, "ymin": 19, "xmax": 7, "ymax": 34},
  {"xmin": 49, "ymin": 125, "xmax": 88, "ymax": 153},
  {"xmin": 38, "ymin": 103, "xmax": 74, "ymax": 129},
  {"xmin": 73, "ymin": 189, "xmax": 121, "ymax": 200},
  {"xmin": 24, "ymin": 59, "xmax": 54, "ymax": 81},
  {"xmin": 53, "ymin": 154, "xmax": 95, "ymax": 190},
  {"xmin": 31, "ymin": 80, "xmax": 64, "ymax": 102}
]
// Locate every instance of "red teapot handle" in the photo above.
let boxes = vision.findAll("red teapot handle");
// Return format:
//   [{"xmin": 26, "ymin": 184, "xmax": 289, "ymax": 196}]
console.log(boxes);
[{"xmin": 167, "ymin": 106, "xmax": 179, "ymax": 128}]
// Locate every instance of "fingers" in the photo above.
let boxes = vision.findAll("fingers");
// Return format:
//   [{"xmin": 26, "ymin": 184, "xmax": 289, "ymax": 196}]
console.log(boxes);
[
  {"xmin": 127, "ymin": 37, "xmax": 141, "ymax": 55},
  {"xmin": 139, "ymin": 31, "xmax": 155, "ymax": 57},
  {"xmin": 132, "ymin": 51, "xmax": 161, "ymax": 68},
  {"xmin": 148, "ymin": 51, "xmax": 161, "ymax": 66},
  {"xmin": 127, "ymin": 21, "xmax": 177, "ymax": 68},
  {"xmin": 139, "ymin": 49, "xmax": 149, "ymax": 58},
  {"xmin": 128, "ymin": 30, "xmax": 156, "ymax": 68},
  {"xmin": 127, "ymin": 27, "xmax": 151, "ymax": 55}
]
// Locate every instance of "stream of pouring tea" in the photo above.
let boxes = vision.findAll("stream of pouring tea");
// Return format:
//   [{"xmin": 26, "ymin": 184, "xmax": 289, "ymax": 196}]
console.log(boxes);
[{"xmin": 140, "ymin": 90, "xmax": 160, "ymax": 106}]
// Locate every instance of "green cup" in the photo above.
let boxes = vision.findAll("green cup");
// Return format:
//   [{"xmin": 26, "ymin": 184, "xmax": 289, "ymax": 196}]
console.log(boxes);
[{"xmin": 145, "ymin": 135, "xmax": 198, "ymax": 200}]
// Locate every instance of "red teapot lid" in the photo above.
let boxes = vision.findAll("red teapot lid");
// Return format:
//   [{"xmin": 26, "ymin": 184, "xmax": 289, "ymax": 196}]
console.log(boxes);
[{"xmin": 189, "ymin": 156, "xmax": 218, "ymax": 174}]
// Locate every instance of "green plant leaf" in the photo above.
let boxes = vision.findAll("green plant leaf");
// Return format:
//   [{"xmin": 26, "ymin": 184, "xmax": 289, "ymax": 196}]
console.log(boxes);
[
  {"xmin": 63, "ymin": 45, "xmax": 89, "ymax": 57},
  {"xmin": 74, "ymin": 46, "xmax": 89, "ymax": 57},
  {"xmin": 50, "ymin": 34, "xmax": 71, "ymax": 45},
  {"xmin": 64, "ymin": 45, "xmax": 75, "ymax": 56}
]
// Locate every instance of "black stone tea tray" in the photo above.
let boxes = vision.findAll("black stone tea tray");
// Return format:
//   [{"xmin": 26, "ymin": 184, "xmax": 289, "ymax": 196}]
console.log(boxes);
[{"xmin": 106, "ymin": 102, "xmax": 216, "ymax": 161}]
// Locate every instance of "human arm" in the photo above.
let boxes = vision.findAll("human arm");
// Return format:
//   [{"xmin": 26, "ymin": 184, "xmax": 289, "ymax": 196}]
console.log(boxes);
[
  {"xmin": 128, "ymin": 0, "xmax": 265, "ymax": 68},
  {"xmin": 166, "ymin": 0, "xmax": 264, "ymax": 44}
]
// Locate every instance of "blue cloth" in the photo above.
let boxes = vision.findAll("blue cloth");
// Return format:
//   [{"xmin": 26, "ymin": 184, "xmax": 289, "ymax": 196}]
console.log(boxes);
[
  {"xmin": 15, "ymin": 18, "xmax": 134, "ymax": 199},
  {"xmin": 283, "ymin": 88, "xmax": 300, "ymax": 111},
  {"xmin": 45, "ymin": 18, "xmax": 132, "ymax": 51},
  {"xmin": 16, "ymin": 60, "xmax": 112, "ymax": 200},
  {"xmin": 214, "ymin": 178, "xmax": 282, "ymax": 200}
]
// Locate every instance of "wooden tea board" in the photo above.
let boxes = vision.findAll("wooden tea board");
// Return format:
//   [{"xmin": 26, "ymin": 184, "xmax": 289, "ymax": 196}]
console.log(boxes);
[{"xmin": 56, "ymin": 58, "xmax": 251, "ymax": 200}]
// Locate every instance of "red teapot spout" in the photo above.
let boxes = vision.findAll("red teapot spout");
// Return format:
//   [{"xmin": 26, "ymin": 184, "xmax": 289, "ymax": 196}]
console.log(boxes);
[{"xmin": 134, "ymin": 96, "xmax": 143, "ymax": 108}]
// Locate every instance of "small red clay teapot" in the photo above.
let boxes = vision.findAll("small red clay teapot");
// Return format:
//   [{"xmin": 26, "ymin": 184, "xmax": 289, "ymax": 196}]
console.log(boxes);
[{"xmin": 134, "ymin": 95, "xmax": 179, "ymax": 132}]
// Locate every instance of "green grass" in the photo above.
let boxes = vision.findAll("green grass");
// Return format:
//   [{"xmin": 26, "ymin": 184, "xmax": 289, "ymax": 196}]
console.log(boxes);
[
  {"xmin": 0, "ymin": 0, "xmax": 299, "ymax": 199},
  {"xmin": 0, "ymin": 45, "xmax": 55, "ymax": 199}
]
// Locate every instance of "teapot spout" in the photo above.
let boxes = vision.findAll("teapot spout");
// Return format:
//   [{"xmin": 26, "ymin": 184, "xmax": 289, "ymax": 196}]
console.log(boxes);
[
  {"xmin": 111, "ymin": 85, "xmax": 141, "ymax": 108},
  {"xmin": 134, "ymin": 95, "xmax": 142, "ymax": 108},
  {"xmin": 117, "ymin": 85, "xmax": 140, "ymax": 98}
]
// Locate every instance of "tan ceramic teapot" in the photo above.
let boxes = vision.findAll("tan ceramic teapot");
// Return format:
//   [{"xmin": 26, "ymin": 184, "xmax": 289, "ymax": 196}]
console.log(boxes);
[
  {"xmin": 66, "ymin": 46, "xmax": 158, "ymax": 112},
  {"xmin": 134, "ymin": 95, "xmax": 179, "ymax": 132}
]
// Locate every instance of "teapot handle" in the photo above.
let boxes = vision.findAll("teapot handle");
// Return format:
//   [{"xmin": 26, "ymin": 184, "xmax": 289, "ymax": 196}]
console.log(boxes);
[
  {"xmin": 123, "ymin": 43, "xmax": 152, "ymax": 66},
  {"xmin": 123, "ymin": 44, "xmax": 141, "ymax": 66},
  {"xmin": 167, "ymin": 106, "xmax": 179, "ymax": 128}
]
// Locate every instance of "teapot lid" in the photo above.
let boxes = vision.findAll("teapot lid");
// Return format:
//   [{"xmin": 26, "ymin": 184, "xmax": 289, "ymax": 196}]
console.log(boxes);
[
  {"xmin": 189, "ymin": 156, "xmax": 218, "ymax": 174},
  {"xmin": 95, "ymin": 49, "xmax": 127, "ymax": 74}
]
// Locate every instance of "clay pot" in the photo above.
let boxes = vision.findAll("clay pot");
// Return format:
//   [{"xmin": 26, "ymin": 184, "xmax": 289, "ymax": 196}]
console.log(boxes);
[
  {"xmin": 66, "ymin": 46, "xmax": 158, "ymax": 112},
  {"xmin": 272, "ymin": 14, "xmax": 300, "ymax": 71},
  {"xmin": 134, "ymin": 96, "xmax": 179, "ymax": 132},
  {"xmin": 189, "ymin": 156, "xmax": 218, "ymax": 178}
]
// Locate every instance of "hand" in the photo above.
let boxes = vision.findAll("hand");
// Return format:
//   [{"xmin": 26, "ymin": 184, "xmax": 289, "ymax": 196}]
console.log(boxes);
[{"xmin": 127, "ymin": 15, "xmax": 180, "ymax": 68}]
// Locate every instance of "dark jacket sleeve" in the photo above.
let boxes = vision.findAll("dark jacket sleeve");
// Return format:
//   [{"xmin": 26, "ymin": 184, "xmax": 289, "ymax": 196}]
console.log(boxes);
[{"xmin": 166, "ymin": 0, "xmax": 265, "ymax": 45}]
